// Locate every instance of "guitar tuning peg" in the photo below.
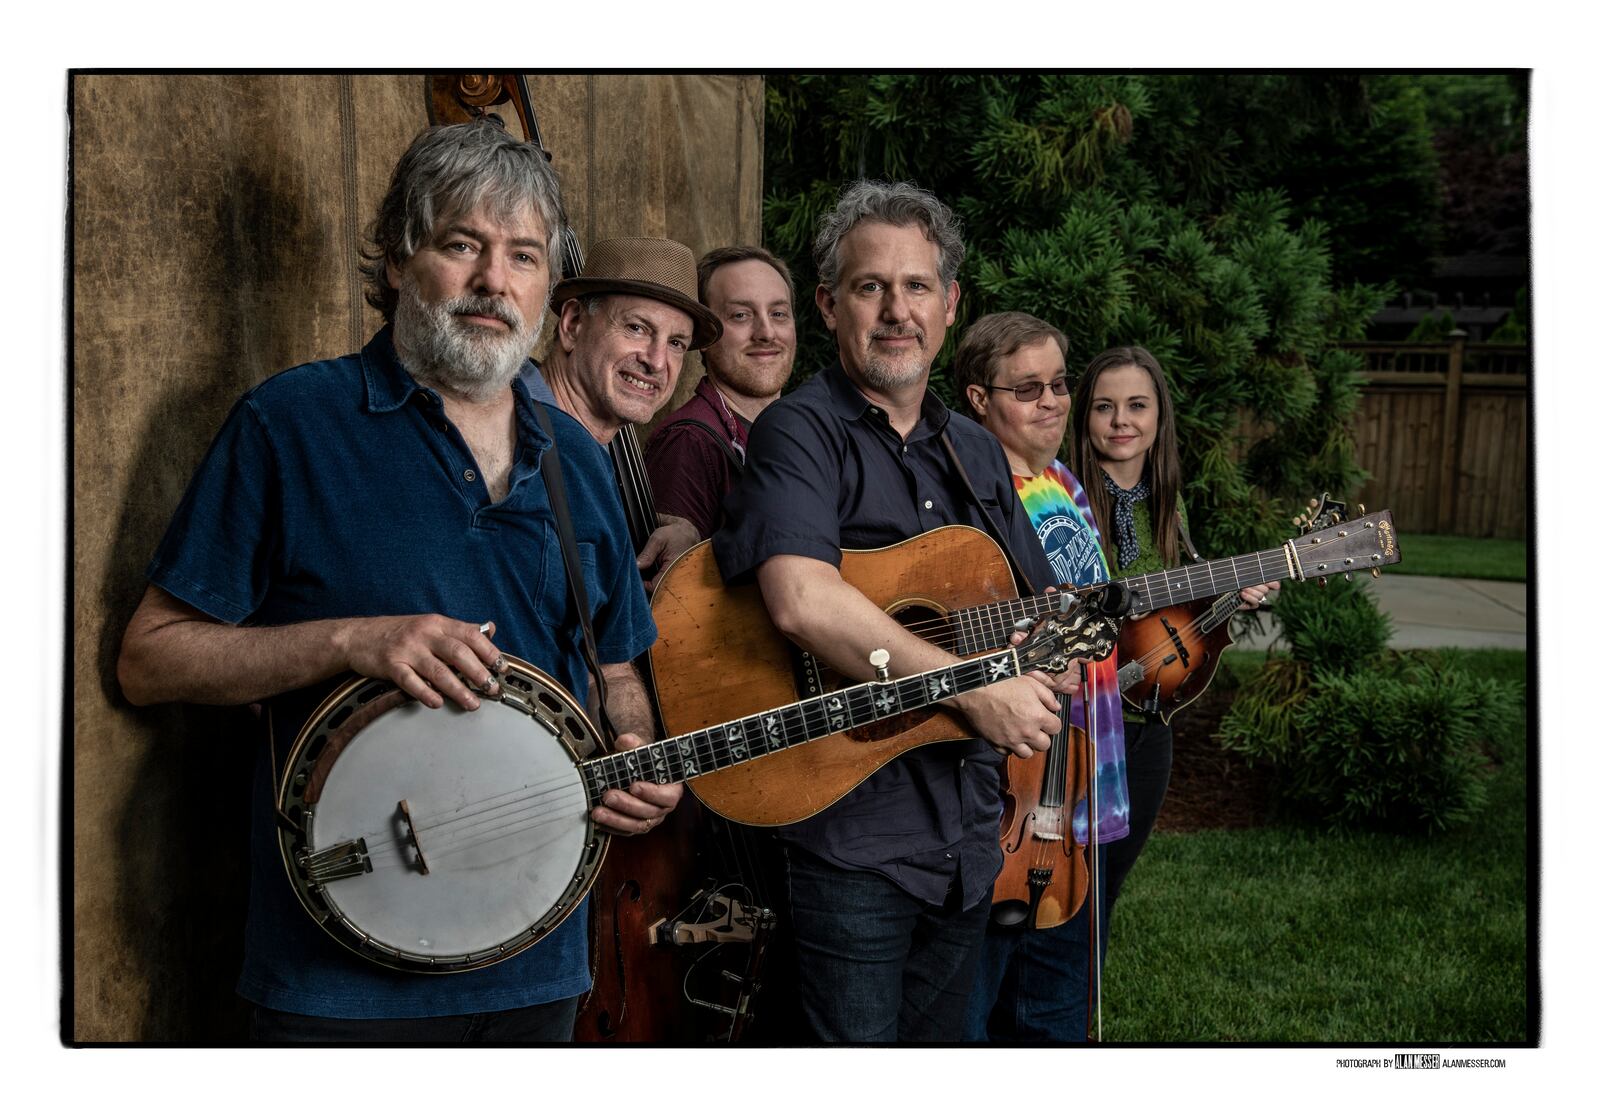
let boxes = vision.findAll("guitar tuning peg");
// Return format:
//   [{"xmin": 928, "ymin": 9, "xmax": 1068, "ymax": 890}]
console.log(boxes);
[
  {"xmin": 1292, "ymin": 515, "xmax": 1304, "ymax": 526},
  {"xmin": 1344, "ymin": 572, "xmax": 1352, "ymax": 581},
  {"xmin": 869, "ymin": 648, "xmax": 891, "ymax": 682},
  {"xmin": 1318, "ymin": 576, "xmax": 1328, "ymax": 587},
  {"xmin": 1357, "ymin": 503, "xmax": 1366, "ymax": 515},
  {"xmin": 1329, "ymin": 513, "xmax": 1342, "ymax": 524},
  {"xmin": 1371, "ymin": 569, "xmax": 1381, "ymax": 579}
]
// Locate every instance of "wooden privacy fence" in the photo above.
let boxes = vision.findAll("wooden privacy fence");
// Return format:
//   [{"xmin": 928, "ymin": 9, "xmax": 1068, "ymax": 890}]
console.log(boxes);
[{"xmin": 1346, "ymin": 334, "xmax": 1528, "ymax": 539}]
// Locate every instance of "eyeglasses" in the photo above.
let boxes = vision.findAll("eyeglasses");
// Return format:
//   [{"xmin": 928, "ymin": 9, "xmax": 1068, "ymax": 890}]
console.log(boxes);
[{"xmin": 985, "ymin": 376, "xmax": 1070, "ymax": 403}]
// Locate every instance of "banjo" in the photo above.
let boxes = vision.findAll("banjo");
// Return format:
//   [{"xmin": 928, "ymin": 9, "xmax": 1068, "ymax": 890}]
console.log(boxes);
[{"xmin": 276, "ymin": 612, "xmax": 1106, "ymax": 974}]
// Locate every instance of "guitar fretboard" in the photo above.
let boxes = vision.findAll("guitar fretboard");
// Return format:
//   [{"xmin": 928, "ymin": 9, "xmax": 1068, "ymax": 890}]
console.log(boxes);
[
  {"xmin": 581, "ymin": 646, "xmax": 1022, "ymax": 799},
  {"xmin": 952, "ymin": 546, "xmax": 1294, "ymax": 654}
]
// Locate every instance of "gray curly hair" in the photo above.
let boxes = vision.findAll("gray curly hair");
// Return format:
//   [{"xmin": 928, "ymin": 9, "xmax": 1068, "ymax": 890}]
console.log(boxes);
[
  {"xmin": 812, "ymin": 179, "xmax": 965, "ymax": 293},
  {"xmin": 359, "ymin": 119, "xmax": 566, "ymax": 323}
]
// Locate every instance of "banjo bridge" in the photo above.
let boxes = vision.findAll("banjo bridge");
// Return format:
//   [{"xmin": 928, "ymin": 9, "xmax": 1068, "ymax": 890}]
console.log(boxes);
[{"xmin": 300, "ymin": 838, "xmax": 371, "ymax": 885}]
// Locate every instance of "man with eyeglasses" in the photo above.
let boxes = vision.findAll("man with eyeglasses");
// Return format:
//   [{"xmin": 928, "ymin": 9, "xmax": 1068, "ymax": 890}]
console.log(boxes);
[{"xmin": 954, "ymin": 310, "xmax": 1132, "ymax": 1042}]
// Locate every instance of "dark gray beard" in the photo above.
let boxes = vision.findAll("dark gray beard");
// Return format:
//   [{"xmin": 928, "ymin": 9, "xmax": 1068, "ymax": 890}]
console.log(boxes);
[{"xmin": 392, "ymin": 278, "xmax": 545, "ymax": 402}]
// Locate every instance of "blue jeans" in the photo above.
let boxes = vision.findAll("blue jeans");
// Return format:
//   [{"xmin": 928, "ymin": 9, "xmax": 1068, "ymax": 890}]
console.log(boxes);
[
  {"xmin": 248, "ymin": 996, "xmax": 580, "ymax": 1043},
  {"xmin": 964, "ymin": 719, "xmax": 1173, "ymax": 1041},
  {"xmin": 962, "ymin": 879, "xmax": 1106, "ymax": 1042},
  {"xmin": 783, "ymin": 846, "xmax": 990, "ymax": 1042}
]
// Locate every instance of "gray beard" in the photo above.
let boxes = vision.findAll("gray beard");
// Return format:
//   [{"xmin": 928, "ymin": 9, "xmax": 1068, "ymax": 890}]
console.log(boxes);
[
  {"xmin": 392, "ymin": 278, "xmax": 545, "ymax": 402},
  {"xmin": 858, "ymin": 353, "xmax": 928, "ymax": 392}
]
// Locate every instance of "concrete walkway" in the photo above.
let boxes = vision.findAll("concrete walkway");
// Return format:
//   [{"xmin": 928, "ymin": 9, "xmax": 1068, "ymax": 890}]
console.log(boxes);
[{"xmin": 1234, "ymin": 574, "xmax": 1527, "ymax": 651}]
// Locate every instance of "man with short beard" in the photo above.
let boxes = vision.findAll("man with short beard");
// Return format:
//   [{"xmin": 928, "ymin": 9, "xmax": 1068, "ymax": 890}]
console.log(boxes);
[
  {"xmin": 712, "ymin": 180, "xmax": 1069, "ymax": 1042},
  {"xmin": 644, "ymin": 245, "xmax": 798, "ymax": 539},
  {"xmin": 521, "ymin": 238, "xmax": 721, "ymax": 582},
  {"xmin": 117, "ymin": 120, "xmax": 678, "ymax": 1042}
]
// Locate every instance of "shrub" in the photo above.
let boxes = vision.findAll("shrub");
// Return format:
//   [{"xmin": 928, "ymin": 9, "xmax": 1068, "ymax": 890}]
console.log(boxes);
[
  {"xmin": 1221, "ymin": 648, "xmax": 1522, "ymax": 833},
  {"xmin": 1270, "ymin": 574, "xmax": 1392, "ymax": 675}
]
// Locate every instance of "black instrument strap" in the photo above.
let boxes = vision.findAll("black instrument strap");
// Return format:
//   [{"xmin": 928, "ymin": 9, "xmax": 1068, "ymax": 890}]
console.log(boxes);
[
  {"xmin": 660, "ymin": 417, "xmax": 746, "ymax": 474},
  {"xmin": 938, "ymin": 430, "xmax": 1038, "ymax": 597},
  {"xmin": 533, "ymin": 400, "xmax": 618, "ymax": 747}
]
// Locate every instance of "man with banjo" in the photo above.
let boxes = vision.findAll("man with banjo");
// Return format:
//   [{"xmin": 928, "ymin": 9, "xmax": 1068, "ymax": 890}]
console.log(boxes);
[{"xmin": 116, "ymin": 119, "xmax": 678, "ymax": 1042}]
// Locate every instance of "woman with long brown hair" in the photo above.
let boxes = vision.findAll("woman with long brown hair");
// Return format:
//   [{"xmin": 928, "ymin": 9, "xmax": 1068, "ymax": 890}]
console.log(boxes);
[{"xmin": 1073, "ymin": 345, "xmax": 1276, "ymax": 947}]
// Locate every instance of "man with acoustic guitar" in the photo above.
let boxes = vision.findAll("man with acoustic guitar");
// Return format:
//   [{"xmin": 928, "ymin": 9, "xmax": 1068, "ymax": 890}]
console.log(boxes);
[
  {"xmin": 713, "ymin": 180, "xmax": 1071, "ymax": 1042},
  {"xmin": 116, "ymin": 120, "xmax": 678, "ymax": 1042}
]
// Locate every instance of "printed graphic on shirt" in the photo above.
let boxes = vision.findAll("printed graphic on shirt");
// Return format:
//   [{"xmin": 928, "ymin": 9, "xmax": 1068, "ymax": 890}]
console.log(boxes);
[
  {"xmin": 1014, "ymin": 460, "xmax": 1131, "ymax": 845},
  {"xmin": 1035, "ymin": 512, "xmax": 1106, "ymax": 588}
]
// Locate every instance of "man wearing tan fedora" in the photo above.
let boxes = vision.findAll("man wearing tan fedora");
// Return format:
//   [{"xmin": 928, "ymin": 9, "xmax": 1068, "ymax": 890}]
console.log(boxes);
[{"xmin": 522, "ymin": 236, "xmax": 722, "ymax": 581}]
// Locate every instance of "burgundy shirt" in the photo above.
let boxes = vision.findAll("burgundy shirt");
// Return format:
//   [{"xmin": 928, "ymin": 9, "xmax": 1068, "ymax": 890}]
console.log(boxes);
[{"xmin": 645, "ymin": 376, "xmax": 749, "ymax": 539}]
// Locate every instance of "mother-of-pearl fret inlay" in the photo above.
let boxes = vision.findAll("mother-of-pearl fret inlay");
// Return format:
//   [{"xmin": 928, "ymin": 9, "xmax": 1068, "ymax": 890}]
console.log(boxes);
[
  {"xmin": 764, "ymin": 714, "xmax": 784, "ymax": 744},
  {"xmin": 926, "ymin": 670, "xmax": 955, "ymax": 701}
]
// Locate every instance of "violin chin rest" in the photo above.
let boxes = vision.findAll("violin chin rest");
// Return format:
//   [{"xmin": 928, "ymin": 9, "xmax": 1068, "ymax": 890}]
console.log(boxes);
[{"xmin": 989, "ymin": 901, "xmax": 1031, "ymax": 928}]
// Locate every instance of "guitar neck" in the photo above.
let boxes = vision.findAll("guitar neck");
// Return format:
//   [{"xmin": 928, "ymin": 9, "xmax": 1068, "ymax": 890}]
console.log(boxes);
[
  {"xmin": 581, "ymin": 646, "xmax": 1022, "ymax": 799},
  {"xmin": 953, "ymin": 544, "xmax": 1294, "ymax": 653}
]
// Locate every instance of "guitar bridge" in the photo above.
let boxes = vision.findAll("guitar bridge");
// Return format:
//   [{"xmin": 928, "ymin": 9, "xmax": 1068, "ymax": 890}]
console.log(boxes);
[
  {"xmin": 300, "ymin": 838, "xmax": 371, "ymax": 885},
  {"xmin": 794, "ymin": 649, "xmax": 827, "ymax": 699}
]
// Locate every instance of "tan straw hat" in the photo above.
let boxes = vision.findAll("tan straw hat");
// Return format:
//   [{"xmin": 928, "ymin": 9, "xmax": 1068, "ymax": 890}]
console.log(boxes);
[{"xmin": 551, "ymin": 237, "xmax": 722, "ymax": 350}]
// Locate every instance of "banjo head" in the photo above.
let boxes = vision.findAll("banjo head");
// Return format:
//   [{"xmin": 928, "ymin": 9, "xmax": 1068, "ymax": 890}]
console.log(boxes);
[{"xmin": 276, "ymin": 657, "xmax": 608, "ymax": 974}]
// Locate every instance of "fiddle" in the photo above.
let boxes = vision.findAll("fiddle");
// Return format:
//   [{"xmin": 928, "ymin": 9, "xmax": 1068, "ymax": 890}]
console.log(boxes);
[{"xmin": 989, "ymin": 716, "xmax": 1092, "ymax": 930}]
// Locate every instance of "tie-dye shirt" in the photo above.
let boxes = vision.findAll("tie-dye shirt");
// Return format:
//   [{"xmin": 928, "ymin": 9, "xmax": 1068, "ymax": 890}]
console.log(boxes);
[{"xmin": 1014, "ymin": 460, "xmax": 1130, "ymax": 844}]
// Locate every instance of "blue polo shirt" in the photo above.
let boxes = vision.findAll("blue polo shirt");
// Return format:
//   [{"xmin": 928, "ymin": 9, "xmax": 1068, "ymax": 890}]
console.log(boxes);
[
  {"xmin": 713, "ymin": 361, "xmax": 1056, "ymax": 910},
  {"xmin": 146, "ymin": 327, "xmax": 655, "ymax": 1018}
]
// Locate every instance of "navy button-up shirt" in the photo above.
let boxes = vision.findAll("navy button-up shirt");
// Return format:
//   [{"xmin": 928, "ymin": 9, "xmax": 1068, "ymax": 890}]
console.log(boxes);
[
  {"xmin": 713, "ymin": 361, "xmax": 1054, "ymax": 909},
  {"xmin": 147, "ymin": 328, "xmax": 655, "ymax": 1018}
]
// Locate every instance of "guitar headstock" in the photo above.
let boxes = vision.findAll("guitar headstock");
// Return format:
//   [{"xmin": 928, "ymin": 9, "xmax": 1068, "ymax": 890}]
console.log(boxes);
[
  {"xmin": 1014, "ymin": 612, "xmax": 1121, "ymax": 672},
  {"xmin": 1287, "ymin": 495, "xmax": 1402, "ymax": 583}
]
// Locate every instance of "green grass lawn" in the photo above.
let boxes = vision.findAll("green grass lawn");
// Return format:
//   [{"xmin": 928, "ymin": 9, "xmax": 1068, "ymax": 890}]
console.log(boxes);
[
  {"xmin": 1101, "ymin": 648, "xmax": 1529, "ymax": 1043},
  {"xmin": 1387, "ymin": 533, "xmax": 1527, "ymax": 581}
]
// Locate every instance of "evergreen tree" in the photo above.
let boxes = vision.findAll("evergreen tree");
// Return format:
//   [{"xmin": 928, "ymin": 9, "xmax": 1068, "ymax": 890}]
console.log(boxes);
[{"xmin": 764, "ymin": 74, "xmax": 1390, "ymax": 559}]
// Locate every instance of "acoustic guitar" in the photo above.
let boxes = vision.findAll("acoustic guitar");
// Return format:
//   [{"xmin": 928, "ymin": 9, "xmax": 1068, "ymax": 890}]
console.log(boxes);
[{"xmin": 648, "ymin": 500, "xmax": 1400, "ymax": 826}]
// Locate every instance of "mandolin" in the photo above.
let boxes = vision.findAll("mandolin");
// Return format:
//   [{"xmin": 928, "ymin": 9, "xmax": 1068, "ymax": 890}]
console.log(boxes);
[{"xmin": 1115, "ymin": 494, "xmax": 1352, "ymax": 722}]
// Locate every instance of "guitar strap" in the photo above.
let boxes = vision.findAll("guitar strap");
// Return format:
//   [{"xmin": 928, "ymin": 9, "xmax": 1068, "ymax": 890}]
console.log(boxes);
[
  {"xmin": 533, "ymin": 399, "xmax": 618, "ymax": 748},
  {"xmin": 660, "ymin": 417, "xmax": 746, "ymax": 474},
  {"xmin": 938, "ymin": 431, "xmax": 1038, "ymax": 597}
]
